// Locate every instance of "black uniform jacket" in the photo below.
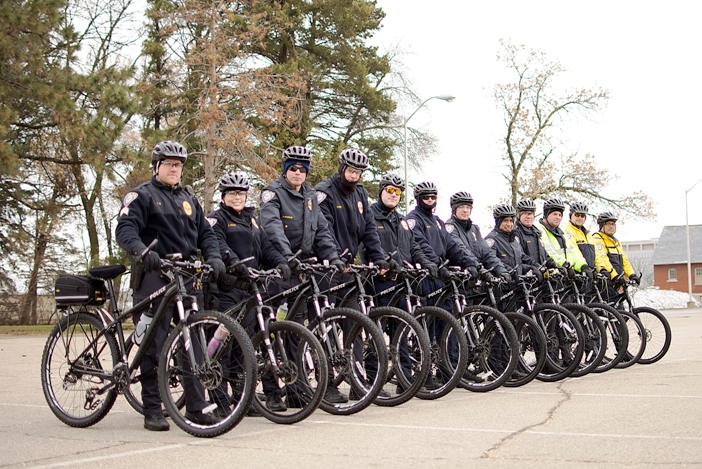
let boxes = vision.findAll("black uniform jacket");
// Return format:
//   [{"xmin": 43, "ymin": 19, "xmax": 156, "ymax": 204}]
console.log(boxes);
[
  {"xmin": 360, "ymin": 202, "xmax": 432, "ymax": 267},
  {"xmin": 485, "ymin": 227, "xmax": 538, "ymax": 276},
  {"xmin": 406, "ymin": 207, "xmax": 478, "ymax": 268},
  {"xmin": 315, "ymin": 174, "xmax": 385, "ymax": 262},
  {"xmin": 206, "ymin": 204, "xmax": 286, "ymax": 270},
  {"xmin": 116, "ymin": 176, "xmax": 220, "ymax": 261},
  {"xmin": 258, "ymin": 175, "xmax": 338, "ymax": 261},
  {"xmin": 445, "ymin": 216, "xmax": 507, "ymax": 275},
  {"xmin": 514, "ymin": 221, "xmax": 556, "ymax": 269}
]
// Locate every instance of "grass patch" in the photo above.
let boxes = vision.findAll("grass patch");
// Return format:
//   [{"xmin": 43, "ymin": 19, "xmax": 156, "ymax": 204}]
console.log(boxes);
[{"xmin": 0, "ymin": 325, "xmax": 57, "ymax": 335}]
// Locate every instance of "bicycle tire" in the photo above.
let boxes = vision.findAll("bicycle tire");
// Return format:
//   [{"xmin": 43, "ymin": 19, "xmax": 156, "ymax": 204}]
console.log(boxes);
[
  {"xmin": 633, "ymin": 306, "xmax": 672, "ymax": 364},
  {"xmin": 41, "ymin": 312, "xmax": 119, "ymax": 428},
  {"xmin": 158, "ymin": 311, "xmax": 256, "ymax": 437},
  {"xmin": 412, "ymin": 306, "xmax": 469, "ymax": 400},
  {"xmin": 457, "ymin": 305, "xmax": 519, "ymax": 392},
  {"xmin": 308, "ymin": 307, "xmax": 388, "ymax": 416},
  {"xmin": 123, "ymin": 331, "xmax": 185, "ymax": 416},
  {"xmin": 368, "ymin": 306, "xmax": 431, "ymax": 407},
  {"xmin": 503, "ymin": 312, "xmax": 547, "ymax": 387},
  {"xmin": 532, "ymin": 304, "xmax": 585, "ymax": 382},
  {"xmin": 562, "ymin": 303, "xmax": 607, "ymax": 378},
  {"xmin": 615, "ymin": 310, "xmax": 646, "ymax": 369},
  {"xmin": 250, "ymin": 320, "xmax": 327, "ymax": 424},
  {"xmin": 588, "ymin": 303, "xmax": 629, "ymax": 373}
]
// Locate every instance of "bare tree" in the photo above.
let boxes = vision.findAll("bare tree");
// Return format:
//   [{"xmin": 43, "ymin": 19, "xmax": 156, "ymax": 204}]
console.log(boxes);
[{"xmin": 494, "ymin": 40, "xmax": 654, "ymax": 218}]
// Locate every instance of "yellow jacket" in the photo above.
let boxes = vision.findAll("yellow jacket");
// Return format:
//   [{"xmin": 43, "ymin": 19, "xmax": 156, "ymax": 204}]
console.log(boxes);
[
  {"xmin": 563, "ymin": 221, "xmax": 596, "ymax": 268},
  {"xmin": 592, "ymin": 231, "xmax": 634, "ymax": 278},
  {"xmin": 537, "ymin": 220, "xmax": 588, "ymax": 271}
]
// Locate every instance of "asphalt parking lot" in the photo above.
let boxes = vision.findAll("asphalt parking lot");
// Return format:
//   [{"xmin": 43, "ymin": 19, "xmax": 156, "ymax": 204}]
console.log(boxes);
[{"xmin": 1, "ymin": 308, "xmax": 701, "ymax": 468}]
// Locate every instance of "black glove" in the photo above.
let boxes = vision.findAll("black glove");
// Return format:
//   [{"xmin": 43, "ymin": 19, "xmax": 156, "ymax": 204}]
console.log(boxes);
[
  {"xmin": 277, "ymin": 262, "xmax": 292, "ymax": 281},
  {"xmin": 580, "ymin": 264, "xmax": 594, "ymax": 280},
  {"xmin": 466, "ymin": 266, "xmax": 479, "ymax": 281},
  {"xmin": 228, "ymin": 259, "xmax": 250, "ymax": 280},
  {"xmin": 500, "ymin": 272, "xmax": 513, "ymax": 283},
  {"xmin": 424, "ymin": 262, "xmax": 438, "ymax": 278},
  {"xmin": 330, "ymin": 257, "xmax": 346, "ymax": 272},
  {"xmin": 530, "ymin": 267, "xmax": 544, "ymax": 283},
  {"xmin": 629, "ymin": 273, "xmax": 640, "ymax": 286},
  {"xmin": 560, "ymin": 266, "xmax": 575, "ymax": 279},
  {"xmin": 142, "ymin": 251, "xmax": 161, "ymax": 273},
  {"xmin": 207, "ymin": 257, "xmax": 226, "ymax": 282},
  {"xmin": 438, "ymin": 266, "xmax": 451, "ymax": 282},
  {"xmin": 286, "ymin": 255, "xmax": 303, "ymax": 273},
  {"xmin": 374, "ymin": 259, "xmax": 390, "ymax": 271},
  {"xmin": 389, "ymin": 259, "xmax": 403, "ymax": 274}
]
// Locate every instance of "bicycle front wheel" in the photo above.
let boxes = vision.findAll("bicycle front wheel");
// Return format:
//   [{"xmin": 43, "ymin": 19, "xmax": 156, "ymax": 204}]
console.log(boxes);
[
  {"xmin": 615, "ymin": 310, "xmax": 646, "ymax": 369},
  {"xmin": 563, "ymin": 304, "xmax": 607, "ymax": 378},
  {"xmin": 41, "ymin": 312, "xmax": 119, "ymax": 428},
  {"xmin": 533, "ymin": 304, "xmax": 585, "ymax": 382},
  {"xmin": 588, "ymin": 303, "xmax": 629, "ymax": 373},
  {"xmin": 159, "ymin": 311, "xmax": 256, "ymax": 438},
  {"xmin": 503, "ymin": 312, "xmax": 547, "ymax": 387},
  {"xmin": 250, "ymin": 320, "xmax": 327, "ymax": 424},
  {"xmin": 634, "ymin": 307, "xmax": 671, "ymax": 364}
]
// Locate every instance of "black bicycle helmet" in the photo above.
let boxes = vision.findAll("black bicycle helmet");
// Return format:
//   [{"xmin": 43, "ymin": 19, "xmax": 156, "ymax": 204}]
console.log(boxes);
[
  {"xmin": 219, "ymin": 172, "xmax": 249, "ymax": 192},
  {"xmin": 151, "ymin": 141, "xmax": 187, "ymax": 163},
  {"xmin": 493, "ymin": 203, "xmax": 516, "ymax": 218},
  {"xmin": 338, "ymin": 148, "xmax": 370, "ymax": 171},
  {"xmin": 282, "ymin": 145, "xmax": 312, "ymax": 162},
  {"xmin": 597, "ymin": 211, "xmax": 618, "ymax": 227},
  {"xmin": 413, "ymin": 181, "xmax": 438, "ymax": 199},
  {"xmin": 543, "ymin": 198, "xmax": 566, "ymax": 214},
  {"xmin": 516, "ymin": 199, "xmax": 537, "ymax": 212},
  {"xmin": 450, "ymin": 191, "xmax": 474, "ymax": 210},
  {"xmin": 569, "ymin": 201, "xmax": 588, "ymax": 215},
  {"xmin": 379, "ymin": 173, "xmax": 406, "ymax": 192}
]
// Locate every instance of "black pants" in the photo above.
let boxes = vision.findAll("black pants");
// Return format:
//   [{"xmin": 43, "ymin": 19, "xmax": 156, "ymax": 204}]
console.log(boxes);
[{"xmin": 133, "ymin": 271, "xmax": 209, "ymax": 416}]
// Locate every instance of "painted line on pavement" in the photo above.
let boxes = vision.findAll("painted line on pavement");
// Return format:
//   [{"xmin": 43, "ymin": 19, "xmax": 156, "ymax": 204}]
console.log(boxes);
[{"xmin": 494, "ymin": 390, "xmax": 702, "ymax": 399}]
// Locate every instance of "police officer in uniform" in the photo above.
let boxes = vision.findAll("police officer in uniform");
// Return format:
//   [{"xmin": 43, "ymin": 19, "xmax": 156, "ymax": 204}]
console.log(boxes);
[
  {"xmin": 513, "ymin": 199, "xmax": 558, "ymax": 270},
  {"xmin": 563, "ymin": 201, "xmax": 596, "ymax": 275},
  {"xmin": 444, "ymin": 191, "xmax": 509, "ymax": 281},
  {"xmin": 592, "ymin": 212, "xmax": 640, "ymax": 294},
  {"xmin": 485, "ymin": 204, "xmax": 541, "ymax": 279},
  {"xmin": 258, "ymin": 145, "xmax": 347, "ymax": 403},
  {"xmin": 205, "ymin": 172, "xmax": 290, "ymax": 413},
  {"xmin": 116, "ymin": 141, "xmax": 226, "ymax": 431}
]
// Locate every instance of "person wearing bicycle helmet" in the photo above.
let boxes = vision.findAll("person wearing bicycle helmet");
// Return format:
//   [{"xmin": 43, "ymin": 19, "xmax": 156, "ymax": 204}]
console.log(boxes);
[
  {"xmin": 205, "ymin": 172, "xmax": 289, "ymax": 414},
  {"xmin": 315, "ymin": 148, "xmax": 389, "ymax": 271},
  {"xmin": 444, "ymin": 191, "xmax": 509, "ymax": 281},
  {"xmin": 116, "ymin": 140, "xmax": 225, "ymax": 431},
  {"xmin": 563, "ymin": 201, "xmax": 596, "ymax": 277},
  {"xmin": 592, "ymin": 212, "xmax": 638, "ymax": 284},
  {"xmin": 536, "ymin": 198, "xmax": 592, "ymax": 278},
  {"xmin": 485, "ymin": 204, "xmax": 541, "ymax": 278},
  {"xmin": 513, "ymin": 199, "xmax": 558, "ymax": 270}
]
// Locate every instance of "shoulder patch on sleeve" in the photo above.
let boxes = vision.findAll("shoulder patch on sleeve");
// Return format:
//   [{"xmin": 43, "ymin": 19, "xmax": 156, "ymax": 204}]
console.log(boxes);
[
  {"xmin": 261, "ymin": 190, "xmax": 276, "ymax": 204},
  {"xmin": 445, "ymin": 224, "xmax": 455, "ymax": 234},
  {"xmin": 401, "ymin": 220, "xmax": 410, "ymax": 231},
  {"xmin": 407, "ymin": 218, "xmax": 416, "ymax": 230},
  {"xmin": 485, "ymin": 238, "xmax": 495, "ymax": 248},
  {"xmin": 122, "ymin": 192, "xmax": 138, "ymax": 207},
  {"xmin": 206, "ymin": 217, "xmax": 217, "ymax": 227},
  {"xmin": 317, "ymin": 191, "xmax": 327, "ymax": 204}
]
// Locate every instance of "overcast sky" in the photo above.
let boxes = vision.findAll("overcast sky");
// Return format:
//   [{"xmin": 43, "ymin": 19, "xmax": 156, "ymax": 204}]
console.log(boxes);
[{"xmin": 372, "ymin": 0, "xmax": 702, "ymax": 241}]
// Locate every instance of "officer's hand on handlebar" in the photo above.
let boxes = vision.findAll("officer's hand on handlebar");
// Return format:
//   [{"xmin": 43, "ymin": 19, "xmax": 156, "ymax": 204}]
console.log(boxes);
[
  {"xmin": 466, "ymin": 265, "xmax": 479, "ymax": 281},
  {"xmin": 142, "ymin": 251, "xmax": 161, "ymax": 273},
  {"xmin": 285, "ymin": 255, "xmax": 303, "ymax": 273},
  {"xmin": 438, "ymin": 266, "xmax": 452, "ymax": 282},
  {"xmin": 330, "ymin": 257, "xmax": 346, "ymax": 272},
  {"xmin": 500, "ymin": 271, "xmax": 513, "ymax": 283},
  {"xmin": 277, "ymin": 262, "xmax": 292, "ymax": 281},
  {"xmin": 207, "ymin": 257, "xmax": 226, "ymax": 281},
  {"xmin": 374, "ymin": 258, "xmax": 390, "ymax": 275},
  {"xmin": 628, "ymin": 273, "xmax": 641, "ymax": 286},
  {"xmin": 580, "ymin": 264, "xmax": 594, "ymax": 280},
  {"xmin": 423, "ymin": 261, "xmax": 438, "ymax": 278}
]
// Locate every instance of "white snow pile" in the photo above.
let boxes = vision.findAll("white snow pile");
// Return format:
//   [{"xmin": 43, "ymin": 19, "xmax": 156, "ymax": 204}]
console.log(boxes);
[{"xmin": 631, "ymin": 288, "xmax": 701, "ymax": 309}]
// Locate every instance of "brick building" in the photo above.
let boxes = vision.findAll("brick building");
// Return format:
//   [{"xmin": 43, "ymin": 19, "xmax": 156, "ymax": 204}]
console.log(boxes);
[{"xmin": 651, "ymin": 225, "xmax": 702, "ymax": 300}]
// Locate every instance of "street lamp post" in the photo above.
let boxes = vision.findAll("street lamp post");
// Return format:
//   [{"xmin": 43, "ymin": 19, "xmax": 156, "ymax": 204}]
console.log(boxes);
[
  {"xmin": 403, "ymin": 94, "xmax": 455, "ymax": 213},
  {"xmin": 685, "ymin": 178, "xmax": 702, "ymax": 307}
]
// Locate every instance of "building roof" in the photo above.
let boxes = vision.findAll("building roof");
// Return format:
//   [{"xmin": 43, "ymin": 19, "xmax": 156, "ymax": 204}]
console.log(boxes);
[{"xmin": 651, "ymin": 225, "xmax": 702, "ymax": 265}]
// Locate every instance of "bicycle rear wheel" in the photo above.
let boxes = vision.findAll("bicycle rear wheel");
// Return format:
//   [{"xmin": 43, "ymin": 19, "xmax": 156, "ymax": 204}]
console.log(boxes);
[
  {"xmin": 503, "ymin": 312, "xmax": 547, "ymax": 387},
  {"xmin": 615, "ymin": 310, "xmax": 646, "ymax": 369},
  {"xmin": 634, "ymin": 307, "xmax": 671, "ymax": 364},
  {"xmin": 41, "ymin": 312, "xmax": 119, "ymax": 427},
  {"xmin": 368, "ymin": 307, "xmax": 431, "ymax": 407},
  {"xmin": 588, "ymin": 303, "xmax": 629, "ymax": 373},
  {"xmin": 533, "ymin": 304, "xmax": 585, "ymax": 382},
  {"xmin": 413, "ymin": 306, "xmax": 468, "ymax": 400},
  {"xmin": 250, "ymin": 320, "xmax": 327, "ymax": 424},
  {"xmin": 308, "ymin": 308, "xmax": 388, "ymax": 416},
  {"xmin": 159, "ymin": 311, "xmax": 256, "ymax": 438},
  {"xmin": 563, "ymin": 304, "xmax": 607, "ymax": 378},
  {"xmin": 457, "ymin": 305, "xmax": 519, "ymax": 392}
]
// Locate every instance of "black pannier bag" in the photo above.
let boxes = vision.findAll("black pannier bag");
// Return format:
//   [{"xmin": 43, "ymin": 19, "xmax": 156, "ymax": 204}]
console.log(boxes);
[{"xmin": 54, "ymin": 274, "xmax": 108, "ymax": 305}]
